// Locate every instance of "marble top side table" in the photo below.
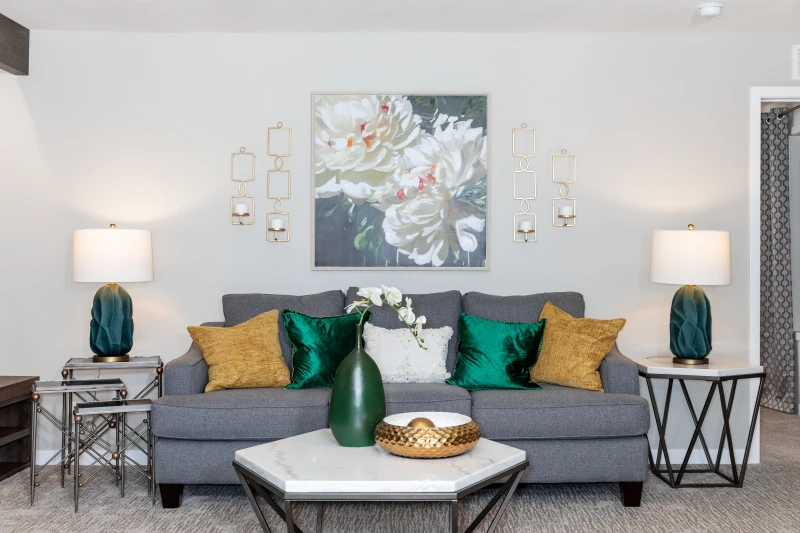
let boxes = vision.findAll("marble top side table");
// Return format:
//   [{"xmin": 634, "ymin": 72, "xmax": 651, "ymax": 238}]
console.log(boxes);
[{"xmin": 634, "ymin": 356, "xmax": 765, "ymax": 489}]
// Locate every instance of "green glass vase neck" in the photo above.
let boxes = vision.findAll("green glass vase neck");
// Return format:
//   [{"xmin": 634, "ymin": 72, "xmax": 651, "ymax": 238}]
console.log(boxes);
[{"xmin": 355, "ymin": 322, "xmax": 363, "ymax": 350}]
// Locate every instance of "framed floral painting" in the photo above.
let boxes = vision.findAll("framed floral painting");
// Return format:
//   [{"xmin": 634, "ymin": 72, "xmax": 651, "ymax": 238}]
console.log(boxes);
[{"xmin": 312, "ymin": 93, "xmax": 490, "ymax": 270}]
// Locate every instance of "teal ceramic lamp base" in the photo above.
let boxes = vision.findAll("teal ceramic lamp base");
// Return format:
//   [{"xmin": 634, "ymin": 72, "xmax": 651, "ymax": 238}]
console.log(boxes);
[
  {"xmin": 90, "ymin": 283, "xmax": 134, "ymax": 363},
  {"xmin": 669, "ymin": 284, "xmax": 712, "ymax": 365}
]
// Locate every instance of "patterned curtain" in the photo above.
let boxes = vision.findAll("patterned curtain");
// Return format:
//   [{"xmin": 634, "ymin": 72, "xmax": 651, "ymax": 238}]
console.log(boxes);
[{"xmin": 760, "ymin": 108, "xmax": 796, "ymax": 413}]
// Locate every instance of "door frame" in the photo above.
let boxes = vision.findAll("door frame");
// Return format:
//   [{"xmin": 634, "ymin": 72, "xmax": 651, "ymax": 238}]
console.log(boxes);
[{"xmin": 749, "ymin": 87, "xmax": 800, "ymax": 462}]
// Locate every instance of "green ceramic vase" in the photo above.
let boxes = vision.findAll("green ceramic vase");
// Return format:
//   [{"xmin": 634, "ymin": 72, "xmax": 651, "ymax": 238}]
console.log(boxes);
[
  {"xmin": 329, "ymin": 323, "xmax": 386, "ymax": 447},
  {"xmin": 90, "ymin": 283, "xmax": 134, "ymax": 357},
  {"xmin": 669, "ymin": 284, "xmax": 712, "ymax": 360}
]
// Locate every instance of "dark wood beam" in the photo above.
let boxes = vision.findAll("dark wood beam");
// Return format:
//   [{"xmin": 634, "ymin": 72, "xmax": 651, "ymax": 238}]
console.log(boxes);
[{"xmin": 0, "ymin": 13, "xmax": 29, "ymax": 75}]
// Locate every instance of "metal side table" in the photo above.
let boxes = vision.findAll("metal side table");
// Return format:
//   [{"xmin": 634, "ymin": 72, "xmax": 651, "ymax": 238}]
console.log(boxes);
[
  {"xmin": 635, "ymin": 356, "xmax": 765, "ymax": 488},
  {"xmin": 63, "ymin": 356, "xmax": 163, "ymax": 399},
  {"xmin": 73, "ymin": 399, "xmax": 154, "ymax": 512},
  {"xmin": 30, "ymin": 378, "xmax": 126, "ymax": 505},
  {"xmin": 62, "ymin": 356, "xmax": 162, "ymax": 483}
]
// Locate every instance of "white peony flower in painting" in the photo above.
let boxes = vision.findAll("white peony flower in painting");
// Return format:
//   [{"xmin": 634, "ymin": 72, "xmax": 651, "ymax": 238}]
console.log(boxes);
[
  {"xmin": 379, "ymin": 116, "xmax": 487, "ymax": 266},
  {"xmin": 314, "ymin": 94, "xmax": 488, "ymax": 269},
  {"xmin": 315, "ymin": 95, "xmax": 421, "ymax": 201}
]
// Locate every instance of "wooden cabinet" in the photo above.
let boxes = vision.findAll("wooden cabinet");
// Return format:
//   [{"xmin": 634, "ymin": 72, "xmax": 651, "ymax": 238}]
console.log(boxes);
[{"xmin": 0, "ymin": 376, "xmax": 38, "ymax": 482}]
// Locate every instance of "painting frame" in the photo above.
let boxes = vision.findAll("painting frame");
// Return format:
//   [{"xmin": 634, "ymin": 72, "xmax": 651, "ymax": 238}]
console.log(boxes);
[{"xmin": 311, "ymin": 91, "xmax": 491, "ymax": 271}]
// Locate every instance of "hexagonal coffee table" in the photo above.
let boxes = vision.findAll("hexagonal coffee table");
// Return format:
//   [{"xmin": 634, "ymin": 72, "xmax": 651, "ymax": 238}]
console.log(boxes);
[{"xmin": 233, "ymin": 429, "xmax": 528, "ymax": 533}]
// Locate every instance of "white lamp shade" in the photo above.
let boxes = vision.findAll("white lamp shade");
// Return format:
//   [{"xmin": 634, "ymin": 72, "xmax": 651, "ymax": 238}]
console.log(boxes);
[
  {"xmin": 650, "ymin": 229, "xmax": 731, "ymax": 286},
  {"xmin": 73, "ymin": 229, "xmax": 154, "ymax": 283}
]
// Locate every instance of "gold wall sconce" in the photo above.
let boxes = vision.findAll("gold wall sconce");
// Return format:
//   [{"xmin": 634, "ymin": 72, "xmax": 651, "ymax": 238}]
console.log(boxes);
[
  {"xmin": 230, "ymin": 147, "xmax": 255, "ymax": 225},
  {"xmin": 552, "ymin": 149, "xmax": 576, "ymax": 227},
  {"xmin": 267, "ymin": 122, "xmax": 292, "ymax": 242},
  {"xmin": 512, "ymin": 123, "xmax": 537, "ymax": 242}
]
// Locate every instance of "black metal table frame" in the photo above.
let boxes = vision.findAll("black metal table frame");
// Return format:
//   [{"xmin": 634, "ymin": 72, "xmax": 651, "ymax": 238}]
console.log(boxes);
[
  {"xmin": 640, "ymin": 369, "xmax": 766, "ymax": 488},
  {"xmin": 233, "ymin": 460, "xmax": 529, "ymax": 533}
]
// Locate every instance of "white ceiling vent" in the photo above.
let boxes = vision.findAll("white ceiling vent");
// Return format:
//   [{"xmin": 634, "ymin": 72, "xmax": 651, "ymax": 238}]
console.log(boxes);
[{"xmin": 794, "ymin": 45, "xmax": 800, "ymax": 80}]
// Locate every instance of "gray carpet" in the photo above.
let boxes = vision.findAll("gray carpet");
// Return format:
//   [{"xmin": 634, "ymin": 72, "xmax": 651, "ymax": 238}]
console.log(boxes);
[{"xmin": 2, "ymin": 408, "xmax": 798, "ymax": 533}]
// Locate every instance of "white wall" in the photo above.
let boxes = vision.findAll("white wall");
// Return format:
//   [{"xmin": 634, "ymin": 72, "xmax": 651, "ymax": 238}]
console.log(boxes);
[{"xmin": 2, "ymin": 31, "xmax": 799, "ymax": 458}]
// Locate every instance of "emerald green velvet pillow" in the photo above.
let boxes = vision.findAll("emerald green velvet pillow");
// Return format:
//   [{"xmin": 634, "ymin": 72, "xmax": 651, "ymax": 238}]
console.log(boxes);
[
  {"xmin": 446, "ymin": 313, "xmax": 546, "ymax": 391},
  {"xmin": 283, "ymin": 310, "xmax": 365, "ymax": 389}
]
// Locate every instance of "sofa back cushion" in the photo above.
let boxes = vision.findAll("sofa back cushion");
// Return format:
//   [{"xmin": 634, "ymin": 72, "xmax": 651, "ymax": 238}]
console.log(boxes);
[
  {"xmin": 345, "ymin": 288, "xmax": 463, "ymax": 372},
  {"xmin": 223, "ymin": 291, "xmax": 346, "ymax": 369},
  {"xmin": 462, "ymin": 291, "xmax": 585, "ymax": 321}
]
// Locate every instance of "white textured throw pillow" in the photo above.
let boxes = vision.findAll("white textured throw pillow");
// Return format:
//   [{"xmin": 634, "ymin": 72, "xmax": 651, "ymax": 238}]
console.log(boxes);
[{"xmin": 363, "ymin": 322, "xmax": 453, "ymax": 383}]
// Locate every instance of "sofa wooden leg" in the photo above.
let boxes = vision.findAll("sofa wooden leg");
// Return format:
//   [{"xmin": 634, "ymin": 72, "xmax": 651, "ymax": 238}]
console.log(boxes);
[
  {"xmin": 619, "ymin": 481, "xmax": 643, "ymax": 507},
  {"xmin": 160, "ymin": 483, "xmax": 184, "ymax": 508}
]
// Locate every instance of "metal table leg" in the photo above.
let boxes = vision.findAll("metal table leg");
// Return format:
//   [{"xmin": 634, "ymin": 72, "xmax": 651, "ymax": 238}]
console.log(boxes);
[
  {"xmin": 316, "ymin": 502, "xmax": 323, "ymax": 533},
  {"xmin": 738, "ymin": 376, "xmax": 765, "ymax": 486},
  {"xmin": 74, "ymin": 414, "xmax": 80, "ymax": 513},
  {"xmin": 30, "ymin": 395, "xmax": 37, "ymax": 506},
  {"xmin": 674, "ymin": 381, "xmax": 717, "ymax": 486},
  {"xmin": 449, "ymin": 500, "xmax": 459, "ymax": 533},
  {"xmin": 61, "ymin": 389, "xmax": 67, "ymax": 487},
  {"xmin": 645, "ymin": 376, "xmax": 676, "ymax": 486},
  {"xmin": 67, "ymin": 369, "xmax": 74, "ymax": 476},
  {"xmin": 120, "ymin": 412, "xmax": 126, "ymax": 498},
  {"xmin": 284, "ymin": 500, "xmax": 295, "ymax": 533}
]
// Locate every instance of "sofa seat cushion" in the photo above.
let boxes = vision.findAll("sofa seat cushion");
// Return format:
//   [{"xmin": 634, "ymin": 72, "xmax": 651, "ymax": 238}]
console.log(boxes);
[
  {"xmin": 383, "ymin": 383, "xmax": 472, "ymax": 416},
  {"xmin": 470, "ymin": 384, "xmax": 649, "ymax": 440},
  {"xmin": 152, "ymin": 388, "xmax": 331, "ymax": 441},
  {"xmin": 346, "ymin": 288, "xmax": 462, "ymax": 372}
]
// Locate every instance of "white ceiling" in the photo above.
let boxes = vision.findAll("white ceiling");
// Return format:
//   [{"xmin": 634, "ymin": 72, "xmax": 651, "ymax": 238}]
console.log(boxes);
[{"xmin": 1, "ymin": 0, "xmax": 799, "ymax": 33}]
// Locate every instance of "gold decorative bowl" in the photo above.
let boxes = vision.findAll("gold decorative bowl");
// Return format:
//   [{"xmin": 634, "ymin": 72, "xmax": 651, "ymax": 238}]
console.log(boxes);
[{"xmin": 374, "ymin": 412, "xmax": 481, "ymax": 459}]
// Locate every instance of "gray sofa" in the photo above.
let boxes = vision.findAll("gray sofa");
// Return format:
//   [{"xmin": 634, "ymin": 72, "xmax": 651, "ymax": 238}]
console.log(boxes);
[{"xmin": 152, "ymin": 289, "xmax": 650, "ymax": 508}]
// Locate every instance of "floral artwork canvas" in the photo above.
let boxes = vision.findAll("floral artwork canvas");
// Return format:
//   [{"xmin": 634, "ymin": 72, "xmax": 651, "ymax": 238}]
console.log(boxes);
[{"xmin": 313, "ymin": 93, "xmax": 489, "ymax": 270}]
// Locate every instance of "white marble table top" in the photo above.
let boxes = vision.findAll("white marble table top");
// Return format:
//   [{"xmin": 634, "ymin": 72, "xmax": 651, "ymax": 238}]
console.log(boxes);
[
  {"xmin": 634, "ymin": 356, "xmax": 764, "ymax": 378},
  {"xmin": 234, "ymin": 429, "xmax": 526, "ymax": 494}
]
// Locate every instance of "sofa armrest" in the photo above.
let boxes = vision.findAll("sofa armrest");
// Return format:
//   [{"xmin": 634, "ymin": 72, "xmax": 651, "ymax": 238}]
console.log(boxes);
[
  {"xmin": 599, "ymin": 344, "xmax": 640, "ymax": 396},
  {"xmin": 163, "ymin": 321, "xmax": 221, "ymax": 396}
]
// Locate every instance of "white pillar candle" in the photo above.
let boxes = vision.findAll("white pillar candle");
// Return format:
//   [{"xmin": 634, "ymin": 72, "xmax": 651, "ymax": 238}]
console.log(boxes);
[
  {"xmin": 558, "ymin": 205, "xmax": 574, "ymax": 218},
  {"xmin": 233, "ymin": 203, "xmax": 249, "ymax": 215},
  {"xmin": 518, "ymin": 220, "xmax": 533, "ymax": 232},
  {"xmin": 269, "ymin": 218, "xmax": 286, "ymax": 230}
]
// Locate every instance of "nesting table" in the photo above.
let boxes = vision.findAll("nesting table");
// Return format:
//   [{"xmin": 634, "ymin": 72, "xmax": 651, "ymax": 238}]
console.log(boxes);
[
  {"xmin": 635, "ymin": 356, "xmax": 765, "ymax": 489},
  {"xmin": 72, "ymin": 399, "xmax": 154, "ymax": 511},
  {"xmin": 233, "ymin": 429, "xmax": 528, "ymax": 533}
]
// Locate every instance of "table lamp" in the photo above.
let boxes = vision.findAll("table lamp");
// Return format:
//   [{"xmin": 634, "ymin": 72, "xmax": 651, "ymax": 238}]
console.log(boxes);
[
  {"xmin": 650, "ymin": 225, "xmax": 731, "ymax": 365},
  {"xmin": 73, "ymin": 225, "xmax": 154, "ymax": 362}
]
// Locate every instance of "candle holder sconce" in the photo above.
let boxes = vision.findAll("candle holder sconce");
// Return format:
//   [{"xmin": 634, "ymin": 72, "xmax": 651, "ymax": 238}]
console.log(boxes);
[
  {"xmin": 266, "ymin": 122, "xmax": 292, "ymax": 242},
  {"xmin": 230, "ymin": 147, "xmax": 256, "ymax": 225},
  {"xmin": 512, "ymin": 123, "xmax": 537, "ymax": 242},
  {"xmin": 552, "ymin": 149, "xmax": 576, "ymax": 227}
]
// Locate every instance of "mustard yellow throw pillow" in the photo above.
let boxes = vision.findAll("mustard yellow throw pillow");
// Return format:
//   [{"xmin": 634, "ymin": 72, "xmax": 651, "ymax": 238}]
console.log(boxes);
[
  {"xmin": 530, "ymin": 302, "xmax": 626, "ymax": 392},
  {"xmin": 188, "ymin": 310, "xmax": 291, "ymax": 393}
]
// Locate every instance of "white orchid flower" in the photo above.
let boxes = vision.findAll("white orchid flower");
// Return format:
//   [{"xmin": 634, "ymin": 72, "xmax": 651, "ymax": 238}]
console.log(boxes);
[
  {"xmin": 356, "ymin": 287, "xmax": 383, "ymax": 306},
  {"xmin": 345, "ymin": 299, "xmax": 368, "ymax": 313},
  {"xmin": 381, "ymin": 285, "xmax": 403, "ymax": 306},
  {"xmin": 398, "ymin": 306, "xmax": 416, "ymax": 325}
]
